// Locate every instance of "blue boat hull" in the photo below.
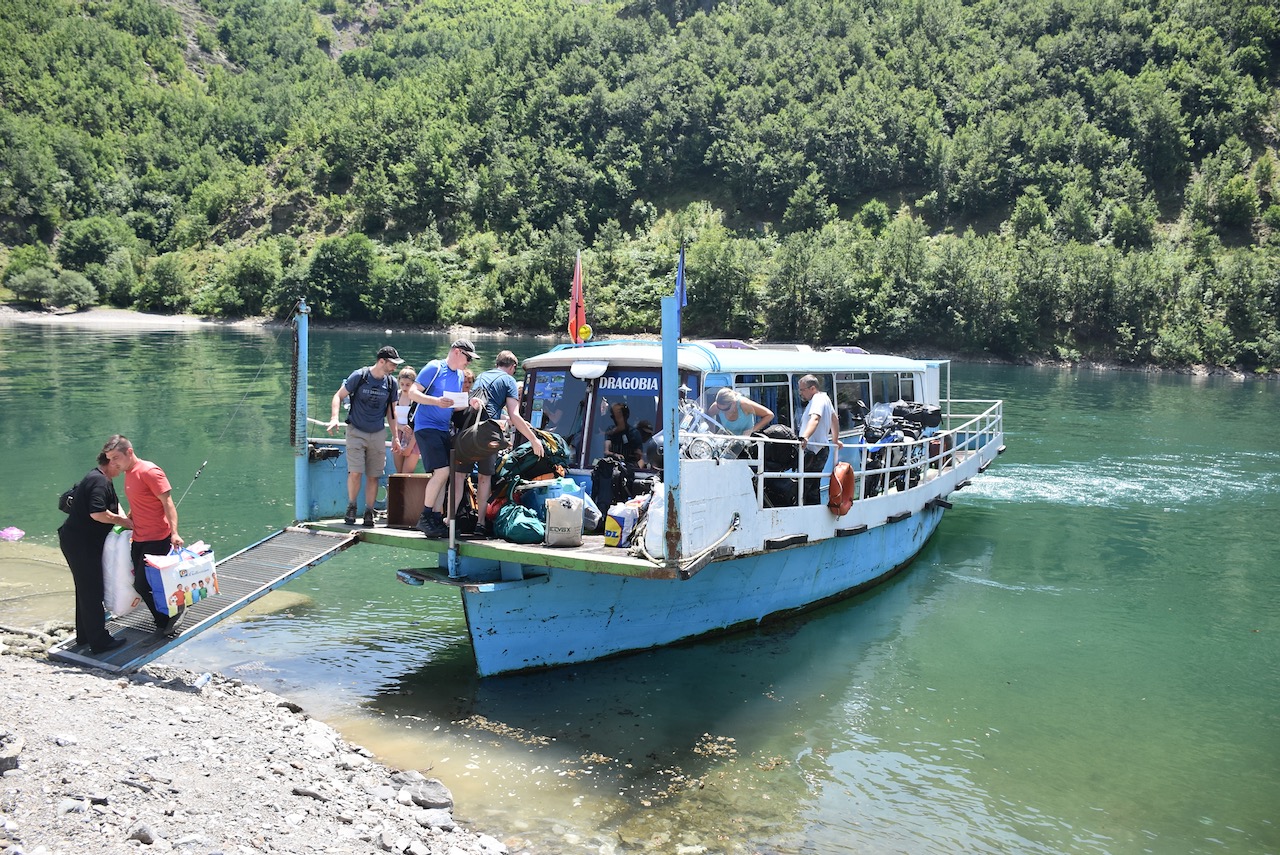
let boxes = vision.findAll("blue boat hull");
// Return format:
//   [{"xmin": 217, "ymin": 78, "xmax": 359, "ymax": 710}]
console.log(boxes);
[{"xmin": 460, "ymin": 505, "xmax": 944, "ymax": 676}]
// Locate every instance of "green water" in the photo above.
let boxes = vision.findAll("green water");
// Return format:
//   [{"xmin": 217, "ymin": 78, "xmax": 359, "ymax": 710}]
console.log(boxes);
[{"xmin": 2, "ymin": 319, "xmax": 1277, "ymax": 854}]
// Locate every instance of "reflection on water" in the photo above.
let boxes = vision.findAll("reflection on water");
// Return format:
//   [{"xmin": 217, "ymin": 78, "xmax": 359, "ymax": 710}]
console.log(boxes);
[{"xmin": 3, "ymin": 324, "xmax": 1279, "ymax": 854}]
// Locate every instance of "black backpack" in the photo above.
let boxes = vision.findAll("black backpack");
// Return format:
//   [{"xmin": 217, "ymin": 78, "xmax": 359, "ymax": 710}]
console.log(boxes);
[
  {"xmin": 590, "ymin": 457, "xmax": 633, "ymax": 519},
  {"xmin": 58, "ymin": 484, "xmax": 76, "ymax": 513}
]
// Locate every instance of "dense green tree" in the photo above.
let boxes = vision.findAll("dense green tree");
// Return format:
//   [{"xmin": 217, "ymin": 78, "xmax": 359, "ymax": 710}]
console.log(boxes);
[
  {"xmin": 50, "ymin": 269, "xmax": 96, "ymax": 309},
  {"xmin": 1, "ymin": 0, "xmax": 1278, "ymax": 369}
]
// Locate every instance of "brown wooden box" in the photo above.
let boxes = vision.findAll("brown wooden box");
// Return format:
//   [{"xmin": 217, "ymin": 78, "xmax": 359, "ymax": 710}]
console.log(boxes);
[{"xmin": 386, "ymin": 473, "xmax": 433, "ymax": 528}]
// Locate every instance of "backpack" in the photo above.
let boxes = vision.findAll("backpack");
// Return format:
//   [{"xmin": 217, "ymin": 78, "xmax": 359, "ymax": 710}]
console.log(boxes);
[
  {"xmin": 758, "ymin": 424, "xmax": 801, "ymax": 472},
  {"xmin": 494, "ymin": 429, "xmax": 572, "ymax": 487},
  {"xmin": 493, "ymin": 501, "xmax": 545, "ymax": 544},
  {"xmin": 590, "ymin": 457, "xmax": 632, "ymax": 522},
  {"xmin": 58, "ymin": 484, "xmax": 76, "ymax": 513}
]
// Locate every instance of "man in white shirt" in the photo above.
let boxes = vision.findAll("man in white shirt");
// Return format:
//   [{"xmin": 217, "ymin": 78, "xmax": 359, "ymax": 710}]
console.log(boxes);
[
  {"xmin": 797, "ymin": 375, "xmax": 843, "ymax": 502},
  {"xmin": 798, "ymin": 374, "xmax": 842, "ymax": 454}
]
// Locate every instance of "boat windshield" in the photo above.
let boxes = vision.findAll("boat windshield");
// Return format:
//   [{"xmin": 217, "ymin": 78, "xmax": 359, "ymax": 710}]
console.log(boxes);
[{"xmin": 524, "ymin": 366, "xmax": 700, "ymax": 468}]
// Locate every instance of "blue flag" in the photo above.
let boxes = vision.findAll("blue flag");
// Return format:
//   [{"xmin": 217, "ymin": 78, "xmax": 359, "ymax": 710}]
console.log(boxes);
[{"xmin": 674, "ymin": 246, "xmax": 686, "ymax": 340}]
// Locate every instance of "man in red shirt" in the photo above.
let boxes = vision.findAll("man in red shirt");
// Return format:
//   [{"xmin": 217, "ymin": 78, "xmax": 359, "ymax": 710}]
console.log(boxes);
[{"xmin": 103, "ymin": 435, "xmax": 185, "ymax": 635}]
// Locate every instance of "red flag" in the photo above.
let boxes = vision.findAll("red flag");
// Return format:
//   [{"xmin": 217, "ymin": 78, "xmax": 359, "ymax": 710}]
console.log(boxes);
[{"xmin": 568, "ymin": 250, "xmax": 586, "ymax": 344}]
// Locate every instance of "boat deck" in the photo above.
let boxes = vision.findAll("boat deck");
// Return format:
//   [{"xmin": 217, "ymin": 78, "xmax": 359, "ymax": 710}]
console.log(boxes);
[{"xmin": 302, "ymin": 519, "xmax": 677, "ymax": 580}]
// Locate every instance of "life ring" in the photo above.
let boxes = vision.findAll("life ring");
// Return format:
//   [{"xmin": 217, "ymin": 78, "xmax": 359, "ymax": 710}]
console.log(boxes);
[{"xmin": 828, "ymin": 462, "xmax": 856, "ymax": 516}]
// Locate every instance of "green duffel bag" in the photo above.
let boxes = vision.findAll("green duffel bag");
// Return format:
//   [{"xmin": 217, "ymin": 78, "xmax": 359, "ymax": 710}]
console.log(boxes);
[{"xmin": 493, "ymin": 501, "xmax": 545, "ymax": 544}]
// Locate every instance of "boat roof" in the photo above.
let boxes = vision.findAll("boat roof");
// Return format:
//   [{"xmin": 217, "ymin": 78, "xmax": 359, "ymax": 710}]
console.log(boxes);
[{"xmin": 523, "ymin": 339, "xmax": 935, "ymax": 375}]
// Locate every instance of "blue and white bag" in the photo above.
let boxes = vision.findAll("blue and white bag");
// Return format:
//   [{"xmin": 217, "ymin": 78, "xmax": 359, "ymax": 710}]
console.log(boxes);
[{"xmin": 143, "ymin": 543, "xmax": 218, "ymax": 618}]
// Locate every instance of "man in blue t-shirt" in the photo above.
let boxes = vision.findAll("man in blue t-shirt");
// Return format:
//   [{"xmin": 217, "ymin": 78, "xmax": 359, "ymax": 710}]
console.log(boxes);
[
  {"xmin": 471, "ymin": 350, "xmax": 545, "ymax": 536},
  {"xmin": 326, "ymin": 345, "xmax": 401, "ymax": 526},
  {"xmin": 403, "ymin": 339, "xmax": 475, "ymax": 537}
]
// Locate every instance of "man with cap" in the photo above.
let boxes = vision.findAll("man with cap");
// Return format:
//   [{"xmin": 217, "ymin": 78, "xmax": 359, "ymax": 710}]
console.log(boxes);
[
  {"xmin": 402, "ymin": 339, "xmax": 475, "ymax": 538},
  {"xmin": 326, "ymin": 345, "xmax": 402, "ymax": 526}
]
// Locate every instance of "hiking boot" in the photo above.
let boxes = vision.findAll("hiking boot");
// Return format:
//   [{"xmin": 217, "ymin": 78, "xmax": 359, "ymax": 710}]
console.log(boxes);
[
  {"xmin": 362, "ymin": 509, "xmax": 375, "ymax": 527},
  {"xmin": 344, "ymin": 503, "xmax": 357, "ymax": 525},
  {"xmin": 417, "ymin": 513, "xmax": 449, "ymax": 538},
  {"xmin": 472, "ymin": 524, "xmax": 488, "ymax": 539}
]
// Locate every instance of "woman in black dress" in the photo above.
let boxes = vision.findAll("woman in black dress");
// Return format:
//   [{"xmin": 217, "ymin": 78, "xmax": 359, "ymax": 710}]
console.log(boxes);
[{"xmin": 58, "ymin": 439, "xmax": 134, "ymax": 652}]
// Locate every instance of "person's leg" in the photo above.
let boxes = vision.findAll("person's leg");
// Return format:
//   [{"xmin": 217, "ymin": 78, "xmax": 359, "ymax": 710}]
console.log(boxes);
[
  {"xmin": 345, "ymin": 429, "xmax": 371, "ymax": 523},
  {"xmin": 474, "ymin": 453, "xmax": 497, "ymax": 536},
  {"xmin": 476, "ymin": 474, "xmax": 492, "ymax": 521},
  {"xmin": 363, "ymin": 432, "xmax": 384, "ymax": 525},
  {"xmin": 60, "ymin": 531, "xmax": 111, "ymax": 649},
  {"xmin": 130, "ymin": 536, "xmax": 175, "ymax": 629},
  {"xmin": 415, "ymin": 429, "xmax": 451, "ymax": 537}
]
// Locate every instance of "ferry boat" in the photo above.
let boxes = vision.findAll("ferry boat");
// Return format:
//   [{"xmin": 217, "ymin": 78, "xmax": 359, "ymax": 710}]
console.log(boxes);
[{"xmin": 293, "ymin": 299, "xmax": 1005, "ymax": 677}]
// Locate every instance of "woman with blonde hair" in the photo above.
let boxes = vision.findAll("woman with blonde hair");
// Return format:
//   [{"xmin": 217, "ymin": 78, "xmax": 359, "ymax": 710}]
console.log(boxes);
[
  {"xmin": 394, "ymin": 366, "xmax": 421, "ymax": 473},
  {"xmin": 709, "ymin": 387, "xmax": 774, "ymax": 435}
]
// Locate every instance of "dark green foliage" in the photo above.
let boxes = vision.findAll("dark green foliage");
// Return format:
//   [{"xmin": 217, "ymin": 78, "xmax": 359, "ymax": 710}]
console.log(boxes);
[
  {"xmin": 1, "ymin": 0, "xmax": 1278, "ymax": 369},
  {"xmin": 50, "ymin": 269, "xmax": 96, "ymax": 309},
  {"xmin": 8, "ymin": 267, "xmax": 57, "ymax": 305},
  {"xmin": 56, "ymin": 216, "xmax": 137, "ymax": 272},
  {"xmin": 134, "ymin": 252, "xmax": 191, "ymax": 312}
]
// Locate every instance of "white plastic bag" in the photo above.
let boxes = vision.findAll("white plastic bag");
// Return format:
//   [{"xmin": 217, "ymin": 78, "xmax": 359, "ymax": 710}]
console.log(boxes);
[
  {"xmin": 581, "ymin": 491, "xmax": 602, "ymax": 531},
  {"xmin": 545, "ymin": 495, "xmax": 584, "ymax": 547},
  {"xmin": 102, "ymin": 527, "xmax": 140, "ymax": 616}
]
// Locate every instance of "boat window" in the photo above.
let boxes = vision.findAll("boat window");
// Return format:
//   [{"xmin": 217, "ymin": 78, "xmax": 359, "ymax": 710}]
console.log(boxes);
[
  {"xmin": 527, "ymin": 369, "xmax": 592, "ymax": 459},
  {"xmin": 703, "ymin": 373, "xmax": 790, "ymax": 431},
  {"xmin": 834, "ymin": 372, "xmax": 871, "ymax": 431},
  {"xmin": 586, "ymin": 369, "xmax": 664, "ymax": 468},
  {"xmin": 869, "ymin": 372, "xmax": 917, "ymax": 406},
  {"xmin": 792, "ymin": 373, "xmax": 835, "ymax": 434}
]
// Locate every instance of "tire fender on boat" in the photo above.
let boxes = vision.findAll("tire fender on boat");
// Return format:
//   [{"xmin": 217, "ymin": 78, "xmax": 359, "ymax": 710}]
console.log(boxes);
[{"xmin": 828, "ymin": 462, "xmax": 856, "ymax": 516}]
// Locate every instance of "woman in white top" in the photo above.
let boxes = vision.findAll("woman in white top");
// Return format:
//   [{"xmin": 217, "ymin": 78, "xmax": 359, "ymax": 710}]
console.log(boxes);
[{"xmin": 394, "ymin": 367, "xmax": 421, "ymax": 473}]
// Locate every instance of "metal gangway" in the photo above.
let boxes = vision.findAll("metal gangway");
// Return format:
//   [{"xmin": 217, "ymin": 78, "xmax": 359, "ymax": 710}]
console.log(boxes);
[{"xmin": 48, "ymin": 527, "xmax": 359, "ymax": 673}]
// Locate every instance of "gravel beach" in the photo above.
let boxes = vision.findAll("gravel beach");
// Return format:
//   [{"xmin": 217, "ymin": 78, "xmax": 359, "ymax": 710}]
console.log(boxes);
[{"xmin": 0, "ymin": 637, "xmax": 517, "ymax": 855}]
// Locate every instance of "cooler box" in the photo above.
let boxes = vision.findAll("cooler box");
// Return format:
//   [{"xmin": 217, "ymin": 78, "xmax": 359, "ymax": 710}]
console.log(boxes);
[
  {"xmin": 519, "ymin": 477, "xmax": 584, "ymax": 522},
  {"xmin": 387, "ymin": 473, "xmax": 433, "ymax": 528}
]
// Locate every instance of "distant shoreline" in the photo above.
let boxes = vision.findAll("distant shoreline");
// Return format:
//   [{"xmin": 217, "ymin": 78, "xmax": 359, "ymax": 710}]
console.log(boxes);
[{"xmin": 1, "ymin": 303, "xmax": 1268, "ymax": 379}]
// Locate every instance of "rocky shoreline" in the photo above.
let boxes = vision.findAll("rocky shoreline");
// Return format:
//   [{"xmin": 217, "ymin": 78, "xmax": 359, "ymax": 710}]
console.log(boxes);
[
  {"xmin": 1, "ymin": 629, "xmax": 518, "ymax": 855},
  {"xmin": 1, "ymin": 303, "xmax": 1272, "ymax": 379}
]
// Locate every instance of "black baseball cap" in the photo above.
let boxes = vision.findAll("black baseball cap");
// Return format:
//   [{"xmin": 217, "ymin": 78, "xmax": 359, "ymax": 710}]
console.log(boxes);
[
  {"xmin": 377, "ymin": 345, "xmax": 404, "ymax": 364},
  {"xmin": 451, "ymin": 339, "xmax": 478, "ymax": 359}
]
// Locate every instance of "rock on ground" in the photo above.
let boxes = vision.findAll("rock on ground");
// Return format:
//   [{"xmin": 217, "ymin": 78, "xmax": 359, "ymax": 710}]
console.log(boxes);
[{"xmin": 0, "ymin": 651, "xmax": 517, "ymax": 855}]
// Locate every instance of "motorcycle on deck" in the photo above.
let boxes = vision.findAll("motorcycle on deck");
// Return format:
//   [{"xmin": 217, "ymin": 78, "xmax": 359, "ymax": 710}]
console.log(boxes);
[{"xmin": 851, "ymin": 401, "xmax": 927, "ymax": 497}]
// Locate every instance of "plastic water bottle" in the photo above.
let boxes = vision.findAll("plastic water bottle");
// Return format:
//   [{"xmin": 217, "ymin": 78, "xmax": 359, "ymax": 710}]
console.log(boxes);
[{"xmin": 193, "ymin": 672, "xmax": 212, "ymax": 690}]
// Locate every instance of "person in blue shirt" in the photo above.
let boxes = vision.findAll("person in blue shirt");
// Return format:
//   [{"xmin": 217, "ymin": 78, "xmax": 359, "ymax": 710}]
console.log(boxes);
[
  {"xmin": 403, "ymin": 339, "xmax": 475, "ymax": 538},
  {"xmin": 471, "ymin": 350, "xmax": 545, "ymax": 536},
  {"xmin": 326, "ymin": 345, "xmax": 401, "ymax": 526}
]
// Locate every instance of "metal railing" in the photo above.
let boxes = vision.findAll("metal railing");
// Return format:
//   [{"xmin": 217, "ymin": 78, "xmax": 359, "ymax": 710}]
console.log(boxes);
[{"xmin": 674, "ymin": 399, "xmax": 1003, "ymax": 509}]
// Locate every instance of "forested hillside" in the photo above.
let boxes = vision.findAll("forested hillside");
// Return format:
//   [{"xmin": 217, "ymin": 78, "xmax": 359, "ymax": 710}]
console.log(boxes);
[{"xmin": 2, "ymin": 0, "xmax": 1278, "ymax": 368}]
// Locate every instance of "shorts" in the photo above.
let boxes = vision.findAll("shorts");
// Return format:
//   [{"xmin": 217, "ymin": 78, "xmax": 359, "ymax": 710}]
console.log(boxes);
[
  {"xmin": 346, "ymin": 427, "xmax": 387, "ymax": 476},
  {"xmin": 415, "ymin": 427, "xmax": 451, "ymax": 472},
  {"xmin": 397, "ymin": 424, "xmax": 418, "ymax": 456}
]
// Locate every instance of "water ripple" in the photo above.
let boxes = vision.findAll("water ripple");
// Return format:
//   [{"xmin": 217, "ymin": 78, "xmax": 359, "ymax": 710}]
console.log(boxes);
[{"xmin": 965, "ymin": 453, "xmax": 1280, "ymax": 508}]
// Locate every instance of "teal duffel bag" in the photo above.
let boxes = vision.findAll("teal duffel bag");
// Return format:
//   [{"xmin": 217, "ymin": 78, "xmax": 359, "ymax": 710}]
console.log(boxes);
[{"xmin": 493, "ymin": 501, "xmax": 545, "ymax": 544}]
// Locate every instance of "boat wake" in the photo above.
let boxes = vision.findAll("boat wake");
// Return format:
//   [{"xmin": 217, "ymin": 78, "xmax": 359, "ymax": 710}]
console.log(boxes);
[{"xmin": 962, "ymin": 452, "xmax": 1280, "ymax": 508}]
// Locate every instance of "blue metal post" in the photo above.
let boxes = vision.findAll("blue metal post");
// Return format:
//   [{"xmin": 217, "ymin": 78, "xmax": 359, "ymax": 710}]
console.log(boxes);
[
  {"xmin": 294, "ymin": 300, "xmax": 310, "ymax": 522},
  {"xmin": 660, "ymin": 296, "xmax": 681, "ymax": 564}
]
